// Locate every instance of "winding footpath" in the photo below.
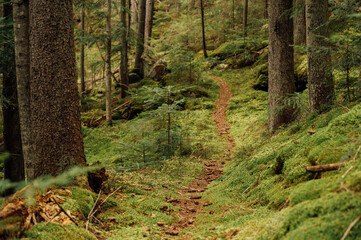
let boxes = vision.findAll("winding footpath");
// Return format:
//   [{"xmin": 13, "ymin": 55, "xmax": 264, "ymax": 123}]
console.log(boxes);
[{"xmin": 161, "ymin": 76, "xmax": 235, "ymax": 239}]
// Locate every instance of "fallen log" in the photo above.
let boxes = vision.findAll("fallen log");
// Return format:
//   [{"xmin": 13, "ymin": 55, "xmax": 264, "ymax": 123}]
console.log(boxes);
[
  {"xmin": 305, "ymin": 163, "xmax": 344, "ymax": 173},
  {"xmin": 89, "ymin": 100, "xmax": 131, "ymax": 127}
]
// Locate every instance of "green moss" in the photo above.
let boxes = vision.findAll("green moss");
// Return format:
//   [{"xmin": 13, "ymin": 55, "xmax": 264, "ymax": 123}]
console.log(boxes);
[
  {"xmin": 61, "ymin": 188, "xmax": 95, "ymax": 217},
  {"xmin": 26, "ymin": 223, "xmax": 97, "ymax": 240}
]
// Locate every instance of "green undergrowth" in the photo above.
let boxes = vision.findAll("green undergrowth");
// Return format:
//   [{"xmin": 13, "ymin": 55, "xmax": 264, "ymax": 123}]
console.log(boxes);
[{"xmin": 185, "ymin": 66, "xmax": 361, "ymax": 239}]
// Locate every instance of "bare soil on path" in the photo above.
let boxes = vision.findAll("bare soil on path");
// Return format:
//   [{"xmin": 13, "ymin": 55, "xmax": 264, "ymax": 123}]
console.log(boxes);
[{"xmin": 161, "ymin": 76, "xmax": 235, "ymax": 239}]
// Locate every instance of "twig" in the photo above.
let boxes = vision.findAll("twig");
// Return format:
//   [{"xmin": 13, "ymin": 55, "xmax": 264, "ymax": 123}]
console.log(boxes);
[
  {"xmin": 342, "ymin": 166, "xmax": 354, "ymax": 178},
  {"xmin": 341, "ymin": 215, "xmax": 361, "ymax": 240},
  {"xmin": 51, "ymin": 197, "xmax": 79, "ymax": 226},
  {"xmin": 353, "ymin": 145, "xmax": 361, "ymax": 161},
  {"xmin": 86, "ymin": 190, "xmax": 102, "ymax": 230},
  {"xmin": 88, "ymin": 186, "xmax": 123, "ymax": 222},
  {"xmin": 46, "ymin": 209, "xmax": 62, "ymax": 223}
]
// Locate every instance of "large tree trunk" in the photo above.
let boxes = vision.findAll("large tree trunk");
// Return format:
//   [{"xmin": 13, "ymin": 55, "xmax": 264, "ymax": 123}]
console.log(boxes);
[
  {"xmin": 2, "ymin": 1, "xmax": 24, "ymax": 185},
  {"xmin": 13, "ymin": 0, "xmax": 32, "ymax": 178},
  {"xmin": 243, "ymin": 0, "xmax": 248, "ymax": 37},
  {"xmin": 120, "ymin": 0, "xmax": 129, "ymax": 98},
  {"xmin": 294, "ymin": 0, "xmax": 306, "ymax": 46},
  {"xmin": 134, "ymin": 0, "xmax": 146, "ymax": 77},
  {"xmin": 106, "ymin": 0, "xmax": 112, "ymax": 125},
  {"xmin": 80, "ymin": 0, "xmax": 85, "ymax": 94},
  {"xmin": 268, "ymin": 0, "xmax": 295, "ymax": 131},
  {"xmin": 29, "ymin": 0, "xmax": 86, "ymax": 178},
  {"xmin": 144, "ymin": 0, "xmax": 154, "ymax": 42},
  {"xmin": 200, "ymin": 0, "xmax": 208, "ymax": 58},
  {"xmin": 306, "ymin": 0, "xmax": 334, "ymax": 112}
]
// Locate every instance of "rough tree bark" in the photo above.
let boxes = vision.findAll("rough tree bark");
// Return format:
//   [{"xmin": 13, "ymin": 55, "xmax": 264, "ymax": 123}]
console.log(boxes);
[
  {"xmin": 294, "ymin": 0, "xmax": 306, "ymax": 46},
  {"xmin": 243, "ymin": 0, "xmax": 248, "ymax": 37},
  {"xmin": 80, "ymin": 0, "xmax": 85, "ymax": 94},
  {"xmin": 268, "ymin": 0, "xmax": 295, "ymax": 131},
  {"xmin": 144, "ymin": 0, "xmax": 154, "ymax": 42},
  {"xmin": 2, "ymin": 0, "xmax": 24, "ymax": 184},
  {"xmin": 13, "ymin": 0, "xmax": 32, "ymax": 178},
  {"xmin": 29, "ymin": 0, "xmax": 86, "ymax": 178},
  {"xmin": 200, "ymin": 0, "xmax": 208, "ymax": 58},
  {"xmin": 306, "ymin": 0, "xmax": 334, "ymax": 112},
  {"xmin": 106, "ymin": 0, "xmax": 112, "ymax": 125},
  {"xmin": 134, "ymin": 0, "xmax": 146, "ymax": 77},
  {"xmin": 120, "ymin": 0, "xmax": 129, "ymax": 98}
]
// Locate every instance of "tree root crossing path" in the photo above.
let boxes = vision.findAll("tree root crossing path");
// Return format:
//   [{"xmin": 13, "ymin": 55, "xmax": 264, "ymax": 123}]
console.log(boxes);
[{"xmin": 161, "ymin": 76, "xmax": 235, "ymax": 239}]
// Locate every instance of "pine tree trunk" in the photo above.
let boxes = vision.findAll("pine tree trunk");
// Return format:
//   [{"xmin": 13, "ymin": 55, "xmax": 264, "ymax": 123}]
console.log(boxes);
[
  {"xmin": 131, "ymin": 0, "xmax": 138, "ymax": 24},
  {"xmin": 264, "ymin": 0, "xmax": 268, "ymax": 19},
  {"xmin": 29, "ymin": 0, "xmax": 86, "ymax": 178},
  {"xmin": 13, "ymin": 0, "xmax": 32, "ymax": 178},
  {"xmin": 294, "ymin": 0, "xmax": 306, "ymax": 46},
  {"xmin": 243, "ymin": 0, "xmax": 248, "ymax": 37},
  {"xmin": 144, "ymin": 0, "xmax": 154, "ymax": 42},
  {"xmin": 106, "ymin": 0, "xmax": 112, "ymax": 125},
  {"xmin": 200, "ymin": 0, "xmax": 208, "ymax": 58},
  {"xmin": 134, "ymin": 0, "xmax": 146, "ymax": 77},
  {"xmin": 2, "ymin": 1, "xmax": 24, "ymax": 185},
  {"xmin": 120, "ymin": 0, "xmax": 129, "ymax": 98},
  {"xmin": 127, "ymin": 0, "xmax": 131, "ymax": 37},
  {"xmin": 80, "ymin": 1, "xmax": 85, "ymax": 94},
  {"xmin": 306, "ymin": 0, "xmax": 334, "ymax": 112},
  {"xmin": 268, "ymin": 0, "xmax": 295, "ymax": 131}
]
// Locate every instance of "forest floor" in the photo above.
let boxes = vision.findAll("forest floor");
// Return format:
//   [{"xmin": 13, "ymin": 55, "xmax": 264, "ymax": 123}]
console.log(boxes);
[{"xmin": 161, "ymin": 76, "xmax": 235, "ymax": 239}]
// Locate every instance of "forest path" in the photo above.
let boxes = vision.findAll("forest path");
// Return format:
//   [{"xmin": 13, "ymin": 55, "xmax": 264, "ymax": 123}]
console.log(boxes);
[{"xmin": 161, "ymin": 76, "xmax": 235, "ymax": 239}]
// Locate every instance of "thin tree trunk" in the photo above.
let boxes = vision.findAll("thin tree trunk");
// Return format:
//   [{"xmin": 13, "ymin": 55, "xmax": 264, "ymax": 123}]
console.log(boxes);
[
  {"xmin": 264, "ymin": 0, "xmax": 268, "ymax": 19},
  {"xmin": 127, "ymin": 0, "xmax": 131, "ymax": 37},
  {"xmin": 268, "ymin": 0, "xmax": 295, "ymax": 131},
  {"xmin": 120, "ymin": 0, "xmax": 129, "ymax": 98},
  {"xmin": 306, "ymin": 0, "xmax": 334, "ymax": 112},
  {"xmin": 134, "ymin": 0, "xmax": 146, "ymax": 77},
  {"xmin": 131, "ymin": 0, "xmax": 138, "ymax": 24},
  {"xmin": 13, "ymin": 0, "xmax": 32, "ymax": 178},
  {"xmin": 2, "ymin": 0, "xmax": 24, "ymax": 186},
  {"xmin": 106, "ymin": 0, "xmax": 112, "ymax": 125},
  {"xmin": 243, "ymin": 0, "xmax": 248, "ymax": 37},
  {"xmin": 29, "ymin": 0, "xmax": 86, "ymax": 178},
  {"xmin": 144, "ymin": 0, "xmax": 154, "ymax": 42},
  {"xmin": 80, "ymin": 0, "xmax": 85, "ymax": 94},
  {"xmin": 200, "ymin": 0, "xmax": 208, "ymax": 58},
  {"xmin": 294, "ymin": 0, "xmax": 306, "ymax": 46},
  {"xmin": 232, "ymin": 0, "xmax": 235, "ymax": 29}
]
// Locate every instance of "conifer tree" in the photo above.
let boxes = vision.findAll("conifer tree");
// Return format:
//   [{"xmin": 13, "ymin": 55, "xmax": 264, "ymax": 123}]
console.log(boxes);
[
  {"xmin": 2, "ymin": 0, "xmax": 24, "ymax": 185},
  {"xmin": 268, "ymin": 0, "xmax": 295, "ymax": 131},
  {"xmin": 28, "ymin": 0, "xmax": 86, "ymax": 178},
  {"xmin": 306, "ymin": 0, "xmax": 334, "ymax": 111}
]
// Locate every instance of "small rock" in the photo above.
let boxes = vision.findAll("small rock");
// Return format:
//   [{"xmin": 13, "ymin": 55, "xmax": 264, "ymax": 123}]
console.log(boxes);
[
  {"xmin": 151, "ymin": 213, "xmax": 156, "ymax": 218},
  {"xmin": 157, "ymin": 222, "xmax": 167, "ymax": 226},
  {"xmin": 144, "ymin": 228, "xmax": 151, "ymax": 231},
  {"xmin": 188, "ymin": 219, "xmax": 195, "ymax": 224},
  {"xmin": 209, "ymin": 210, "xmax": 215, "ymax": 214}
]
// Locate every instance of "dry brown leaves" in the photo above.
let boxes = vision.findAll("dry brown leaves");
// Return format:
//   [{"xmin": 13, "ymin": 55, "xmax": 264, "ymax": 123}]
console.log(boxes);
[{"xmin": 0, "ymin": 187, "xmax": 77, "ymax": 238}]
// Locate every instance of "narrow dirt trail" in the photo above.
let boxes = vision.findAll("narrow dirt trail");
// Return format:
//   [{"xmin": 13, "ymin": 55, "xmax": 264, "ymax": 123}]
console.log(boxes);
[{"xmin": 161, "ymin": 76, "xmax": 235, "ymax": 239}]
